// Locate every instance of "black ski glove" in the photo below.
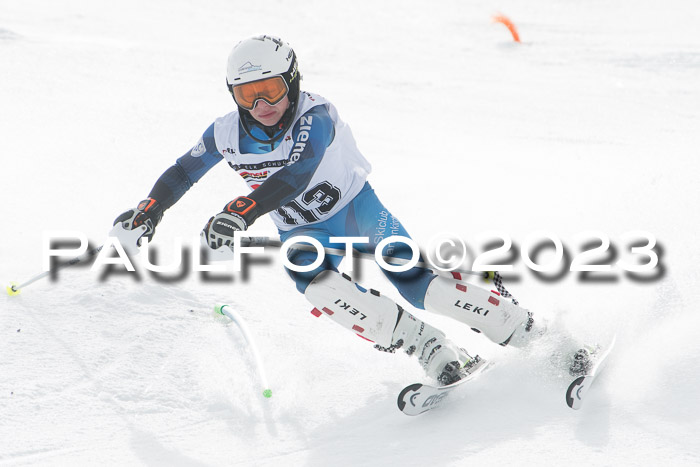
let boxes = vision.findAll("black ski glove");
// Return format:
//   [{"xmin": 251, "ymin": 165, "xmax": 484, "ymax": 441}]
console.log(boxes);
[
  {"xmin": 113, "ymin": 198, "xmax": 164, "ymax": 246},
  {"xmin": 203, "ymin": 196, "xmax": 258, "ymax": 249}
]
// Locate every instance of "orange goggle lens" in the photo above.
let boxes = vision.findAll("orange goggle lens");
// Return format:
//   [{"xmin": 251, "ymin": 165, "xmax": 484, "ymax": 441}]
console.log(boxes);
[{"xmin": 232, "ymin": 76, "xmax": 289, "ymax": 110}]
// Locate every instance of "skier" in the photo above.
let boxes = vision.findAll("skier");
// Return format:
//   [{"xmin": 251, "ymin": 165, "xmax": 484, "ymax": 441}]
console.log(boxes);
[{"xmin": 114, "ymin": 35, "xmax": 541, "ymax": 386}]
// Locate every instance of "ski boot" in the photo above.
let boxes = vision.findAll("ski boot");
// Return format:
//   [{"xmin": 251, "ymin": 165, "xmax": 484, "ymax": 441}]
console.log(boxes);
[{"xmin": 437, "ymin": 354, "xmax": 488, "ymax": 386}]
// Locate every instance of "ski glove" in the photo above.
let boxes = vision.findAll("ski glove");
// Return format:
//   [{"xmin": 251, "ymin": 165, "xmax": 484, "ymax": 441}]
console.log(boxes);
[
  {"xmin": 202, "ymin": 196, "xmax": 257, "ymax": 249},
  {"xmin": 113, "ymin": 198, "xmax": 164, "ymax": 246}
]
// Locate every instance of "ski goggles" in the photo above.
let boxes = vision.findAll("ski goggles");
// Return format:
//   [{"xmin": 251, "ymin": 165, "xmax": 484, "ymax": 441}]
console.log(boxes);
[{"xmin": 231, "ymin": 76, "xmax": 289, "ymax": 110}]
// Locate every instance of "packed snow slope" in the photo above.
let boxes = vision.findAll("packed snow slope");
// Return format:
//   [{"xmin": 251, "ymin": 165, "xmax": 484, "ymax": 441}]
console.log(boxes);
[{"xmin": 1, "ymin": 0, "xmax": 699, "ymax": 465}]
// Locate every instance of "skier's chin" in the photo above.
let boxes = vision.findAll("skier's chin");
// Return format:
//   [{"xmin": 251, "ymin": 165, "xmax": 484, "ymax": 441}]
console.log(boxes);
[
  {"xmin": 253, "ymin": 112, "xmax": 282, "ymax": 127},
  {"xmin": 256, "ymin": 115, "xmax": 281, "ymax": 126}
]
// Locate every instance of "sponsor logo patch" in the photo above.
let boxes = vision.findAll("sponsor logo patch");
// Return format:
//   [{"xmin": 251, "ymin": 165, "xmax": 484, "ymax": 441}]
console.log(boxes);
[
  {"xmin": 238, "ymin": 61, "xmax": 262, "ymax": 74},
  {"xmin": 239, "ymin": 170, "xmax": 269, "ymax": 181},
  {"xmin": 190, "ymin": 137, "xmax": 206, "ymax": 157},
  {"xmin": 229, "ymin": 160, "xmax": 286, "ymax": 171},
  {"xmin": 287, "ymin": 115, "xmax": 313, "ymax": 166}
]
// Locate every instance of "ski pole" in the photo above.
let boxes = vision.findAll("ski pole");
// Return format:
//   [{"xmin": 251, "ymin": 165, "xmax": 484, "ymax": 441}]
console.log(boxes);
[
  {"xmin": 6, "ymin": 223, "xmax": 145, "ymax": 296},
  {"xmin": 244, "ymin": 236, "xmax": 521, "ymax": 303},
  {"xmin": 239, "ymin": 235, "xmax": 489, "ymax": 279},
  {"xmin": 241, "ymin": 236, "xmax": 524, "ymax": 306},
  {"xmin": 491, "ymin": 271, "xmax": 519, "ymax": 305},
  {"xmin": 215, "ymin": 304, "xmax": 272, "ymax": 399},
  {"xmin": 6, "ymin": 245, "xmax": 104, "ymax": 296},
  {"xmin": 241, "ymin": 236, "xmax": 524, "ymax": 300}
]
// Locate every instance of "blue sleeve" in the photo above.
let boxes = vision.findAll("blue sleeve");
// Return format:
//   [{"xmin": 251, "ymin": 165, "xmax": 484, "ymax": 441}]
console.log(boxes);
[
  {"xmin": 148, "ymin": 123, "xmax": 223, "ymax": 210},
  {"xmin": 248, "ymin": 105, "xmax": 334, "ymax": 218}
]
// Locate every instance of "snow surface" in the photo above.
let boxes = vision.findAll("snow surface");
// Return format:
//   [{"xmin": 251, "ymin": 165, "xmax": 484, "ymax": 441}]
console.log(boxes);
[{"xmin": 2, "ymin": 0, "xmax": 699, "ymax": 465}]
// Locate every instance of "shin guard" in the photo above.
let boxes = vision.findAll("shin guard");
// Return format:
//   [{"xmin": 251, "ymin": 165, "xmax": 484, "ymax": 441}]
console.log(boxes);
[
  {"xmin": 424, "ymin": 277, "xmax": 538, "ymax": 347},
  {"xmin": 304, "ymin": 271, "xmax": 469, "ymax": 379}
]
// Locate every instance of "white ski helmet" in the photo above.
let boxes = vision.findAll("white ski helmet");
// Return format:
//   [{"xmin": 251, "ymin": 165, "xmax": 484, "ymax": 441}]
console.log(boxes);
[{"xmin": 226, "ymin": 35, "xmax": 300, "ymax": 143}]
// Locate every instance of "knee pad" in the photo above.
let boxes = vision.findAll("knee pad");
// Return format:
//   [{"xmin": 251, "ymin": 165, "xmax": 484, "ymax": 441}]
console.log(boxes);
[{"xmin": 285, "ymin": 246, "xmax": 341, "ymax": 294}]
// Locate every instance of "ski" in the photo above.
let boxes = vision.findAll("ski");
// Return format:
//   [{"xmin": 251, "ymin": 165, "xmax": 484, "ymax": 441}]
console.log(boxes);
[
  {"xmin": 397, "ymin": 359, "xmax": 493, "ymax": 416},
  {"xmin": 565, "ymin": 334, "xmax": 617, "ymax": 410}
]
